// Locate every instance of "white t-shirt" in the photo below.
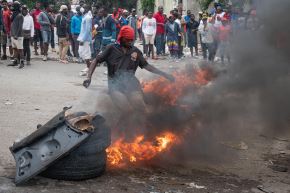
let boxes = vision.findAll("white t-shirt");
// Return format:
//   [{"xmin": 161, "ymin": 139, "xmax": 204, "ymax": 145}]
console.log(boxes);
[
  {"xmin": 175, "ymin": 19, "xmax": 182, "ymax": 36},
  {"xmin": 214, "ymin": 12, "xmax": 225, "ymax": 27},
  {"xmin": 142, "ymin": 17, "xmax": 157, "ymax": 36},
  {"xmin": 199, "ymin": 21, "xmax": 214, "ymax": 43},
  {"xmin": 23, "ymin": 15, "xmax": 35, "ymax": 38}
]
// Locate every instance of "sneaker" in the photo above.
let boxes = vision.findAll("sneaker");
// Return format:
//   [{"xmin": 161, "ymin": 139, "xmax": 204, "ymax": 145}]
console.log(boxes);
[
  {"xmin": 7, "ymin": 59, "xmax": 18, "ymax": 66},
  {"xmin": 77, "ymin": 57, "xmax": 83, "ymax": 63},
  {"xmin": 79, "ymin": 68, "xmax": 89, "ymax": 76},
  {"xmin": 18, "ymin": 60, "xmax": 24, "ymax": 69},
  {"xmin": 73, "ymin": 57, "xmax": 78, "ymax": 63},
  {"xmin": 67, "ymin": 56, "xmax": 73, "ymax": 62},
  {"xmin": 43, "ymin": 55, "xmax": 47, "ymax": 61},
  {"xmin": 79, "ymin": 71, "xmax": 88, "ymax": 76},
  {"xmin": 81, "ymin": 67, "xmax": 89, "ymax": 72},
  {"xmin": 1, "ymin": 55, "xmax": 7, "ymax": 60}
]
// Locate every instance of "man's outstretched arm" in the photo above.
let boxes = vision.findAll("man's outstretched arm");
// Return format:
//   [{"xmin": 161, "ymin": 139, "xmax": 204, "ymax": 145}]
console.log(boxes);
[
  {"xmin": 144, "ymin": 64, "xmax": 175, "ymax": 82},
  {"xmin": 83, "ymin": 46, "xmax": 111, "ymax": 88},
  {"xmin": 83, "ymin": 58, "xmax": 100, "ymax": 88}
]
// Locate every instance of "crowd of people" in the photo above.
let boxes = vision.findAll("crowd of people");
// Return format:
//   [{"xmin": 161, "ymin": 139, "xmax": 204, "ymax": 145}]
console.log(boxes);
[{"xmin": 0, "ymin": 0, "xmax": 258, "ymax": 72}]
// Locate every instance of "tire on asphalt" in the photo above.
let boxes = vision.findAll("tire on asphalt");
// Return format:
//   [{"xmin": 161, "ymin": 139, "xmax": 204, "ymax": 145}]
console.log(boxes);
[
  {"xmin": 41, "ymin": 150, "xmax": 107, "ymax": 180},
  {"xmin": 40, "ymin": 113, "xmax": 111, "ymax": 180}
]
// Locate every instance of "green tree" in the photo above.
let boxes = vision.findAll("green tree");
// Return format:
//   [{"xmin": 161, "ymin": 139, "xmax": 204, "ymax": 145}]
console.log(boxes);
[
  {"xmin": 141, "ymin": 0, "xmax": 155, "ymax": 12},
  {"xmin": 83, "ymin": 0, "xmax": 137, "ymax": 11},
  {"xmin": 198, "ymin": 0, "xmax": 229, "ymax": 11},
  {"xmin": 21, "ymin": 0, "xmax": 69, "ymax": 10}
]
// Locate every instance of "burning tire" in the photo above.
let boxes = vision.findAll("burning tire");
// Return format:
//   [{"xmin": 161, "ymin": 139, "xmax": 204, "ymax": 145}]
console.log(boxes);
[{"xmin": 41, "ymin": 112, "xmax": 111, "ymax": 181}]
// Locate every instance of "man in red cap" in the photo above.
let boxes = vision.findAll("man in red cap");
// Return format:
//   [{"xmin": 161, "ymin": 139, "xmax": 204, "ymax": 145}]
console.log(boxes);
[{"xmin": 83, "ymin": 25, "xmax": 174, "ymax": 114}]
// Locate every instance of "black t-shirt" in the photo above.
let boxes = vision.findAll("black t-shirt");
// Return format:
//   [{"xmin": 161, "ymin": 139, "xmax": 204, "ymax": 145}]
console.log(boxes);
[
  {"xmin": 96, "ymin": 43, "xmax": 149, "ymax": 79},
  {"xmin": 186, "ymin": 20, "xmax": 199, "ymax": 34}
]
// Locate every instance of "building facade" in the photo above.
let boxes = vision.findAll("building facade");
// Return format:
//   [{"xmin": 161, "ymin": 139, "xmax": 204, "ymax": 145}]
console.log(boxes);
[{"xmin": 155, "ymin": 0, "xmax": 201, "ymax": 16}]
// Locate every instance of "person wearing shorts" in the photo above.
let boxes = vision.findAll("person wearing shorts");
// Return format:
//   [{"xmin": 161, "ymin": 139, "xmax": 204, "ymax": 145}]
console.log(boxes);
[
  {"xmin": 142, "ymin": 11, "xmax": 156, "ymax": 59},
  {"xmin": 77, "ymin": 4, "xmax": 92, "ymax": 76},
  {"xmin": 38, "ymin": 3, "xmax": 54, "ymax": 61},
  {"xmin": 165, "ymin": 15, "xmax": 181, "ymax": 60},
  {"xmin": 9, "ymin": 1, "xmax": 24, "ymax": 68}
]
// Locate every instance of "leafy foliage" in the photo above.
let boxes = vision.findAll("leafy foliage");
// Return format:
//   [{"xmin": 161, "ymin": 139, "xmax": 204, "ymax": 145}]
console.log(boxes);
[
  {"xmin": 198, "ymin": 0, "xmax": 213, "ymax": 10},
  {"xmin": 80, "ymin": 0, "xmax": 137, "ymax": 11},
  {"xmin": 141, "ymin": 0, "xmax": 155, "ymax": 12},
  {"xmin": 198, "ymin": 0, "xmax": 229, "ymax": 10}
]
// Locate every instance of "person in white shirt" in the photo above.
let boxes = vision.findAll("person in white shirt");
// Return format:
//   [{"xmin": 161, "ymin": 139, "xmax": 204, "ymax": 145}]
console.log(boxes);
[
  {"xmin": 199, "ymin": 15, "xmax": 215, "ymax": 62},
  {"xmin": 22, "ymin": 5, "xmax": 34, "ymax": 66},
  {"xmin": 214, "ymin": 6, "xmax": 225, "ymax": 28},
  {"xmin": 142, "ymin": 11, "xmax": 156, "ymax": 59}
]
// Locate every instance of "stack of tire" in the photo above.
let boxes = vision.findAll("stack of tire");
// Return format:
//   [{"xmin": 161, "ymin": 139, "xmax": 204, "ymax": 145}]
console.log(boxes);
[{"xmin": 41, "ymin": 112, "xmax": 111, "ymax": 180}]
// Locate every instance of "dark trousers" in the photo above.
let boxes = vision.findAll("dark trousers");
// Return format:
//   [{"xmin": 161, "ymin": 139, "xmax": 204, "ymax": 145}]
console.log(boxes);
[
  {"xmin": 72, "ymin": 34, "xmax": 79, "ymax": 58},
  {"xmin": 178, "ymin": 36, "xmax": 184, "ymax": 58},
  {"xmin": 92, "ymin": 38, "xmax": 101, "ymax": 58},
  {"xmin": 51, "ymin": 29, "xmax": 55, "ymax": 48},
  {"xmin": 201, "ymin": 42, "xmax": 215, "ymax": 61},
  {"xmin": 155, "ymin": 34, "xmax": 165, "ymax": 55},
  {"xmin": 23, "ymin": 38, "xmax": 31, "ymax": 61}
]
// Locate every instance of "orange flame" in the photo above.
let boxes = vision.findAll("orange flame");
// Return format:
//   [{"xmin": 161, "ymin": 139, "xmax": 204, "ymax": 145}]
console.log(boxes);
[
  {"xmin": 142, "ymin": 68, "xmax": 213, "ymax": 105},
  {"xmin": 106, "ymin": 67, "xmax": 214, "ymax": 167},
  {"xmin": 106, "ymin": 132, "xmax": 178, "ymax": 167}
]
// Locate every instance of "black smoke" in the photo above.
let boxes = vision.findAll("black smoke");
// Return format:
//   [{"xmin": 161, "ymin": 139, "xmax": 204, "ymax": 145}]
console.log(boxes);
[{"xmin": 81, "ymin": 0, "xmax": 290, "ymax": 164}]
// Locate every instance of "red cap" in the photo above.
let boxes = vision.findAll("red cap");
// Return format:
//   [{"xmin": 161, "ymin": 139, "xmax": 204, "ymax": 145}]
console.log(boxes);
[{"xmin": 117, "ymin": 26, "xmax": 135, "ymax": 43}]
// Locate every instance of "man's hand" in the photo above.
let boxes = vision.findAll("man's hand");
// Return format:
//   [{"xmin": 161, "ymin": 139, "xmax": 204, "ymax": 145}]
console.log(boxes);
[
  {"xmin": 14, "ymin": 36, "xmax": 18, "ymax": 40},
  {"xmin": 83, "ymin": 78, "xmax": 91, "ymax": 88},
  {"xmin": 164, "ymin": 74, "xmax": 175, "ymax": 82}
]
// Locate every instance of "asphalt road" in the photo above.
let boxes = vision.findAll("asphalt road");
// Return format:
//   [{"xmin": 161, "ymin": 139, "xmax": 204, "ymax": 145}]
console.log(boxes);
[{"xmin": 0, "ymin": 51, "xmax": 289, "ymax": 193}]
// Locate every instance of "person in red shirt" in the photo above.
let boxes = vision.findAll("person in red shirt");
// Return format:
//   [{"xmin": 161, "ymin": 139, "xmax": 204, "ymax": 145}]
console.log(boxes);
[
  {"xmin": 112, "ymin": 7, "xmax": 121, "ymax": 37},
  {"xmin": 153, "ymin": 6, "xmax": 165, "ymax": 56},
  {"xmin": 2, "ymin": 0, "xmax": 12, "ymax": 60},
  {"xmin": 31, "ymin": 1, "xmax": 43, "ymax": 55}
]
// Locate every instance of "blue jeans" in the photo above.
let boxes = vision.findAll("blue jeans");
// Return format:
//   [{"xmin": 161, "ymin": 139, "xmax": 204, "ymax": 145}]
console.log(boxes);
[
  {"xmin": 92, "ymin": 38, "xmax": 102, "ymax": 58},
  {"xmin": 155, "ymin": 34, "xmax": 165, "ymax": 55},
  {"xmin": 41, "ymin": 30, "xmax": 51, "ymax": 44}
]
